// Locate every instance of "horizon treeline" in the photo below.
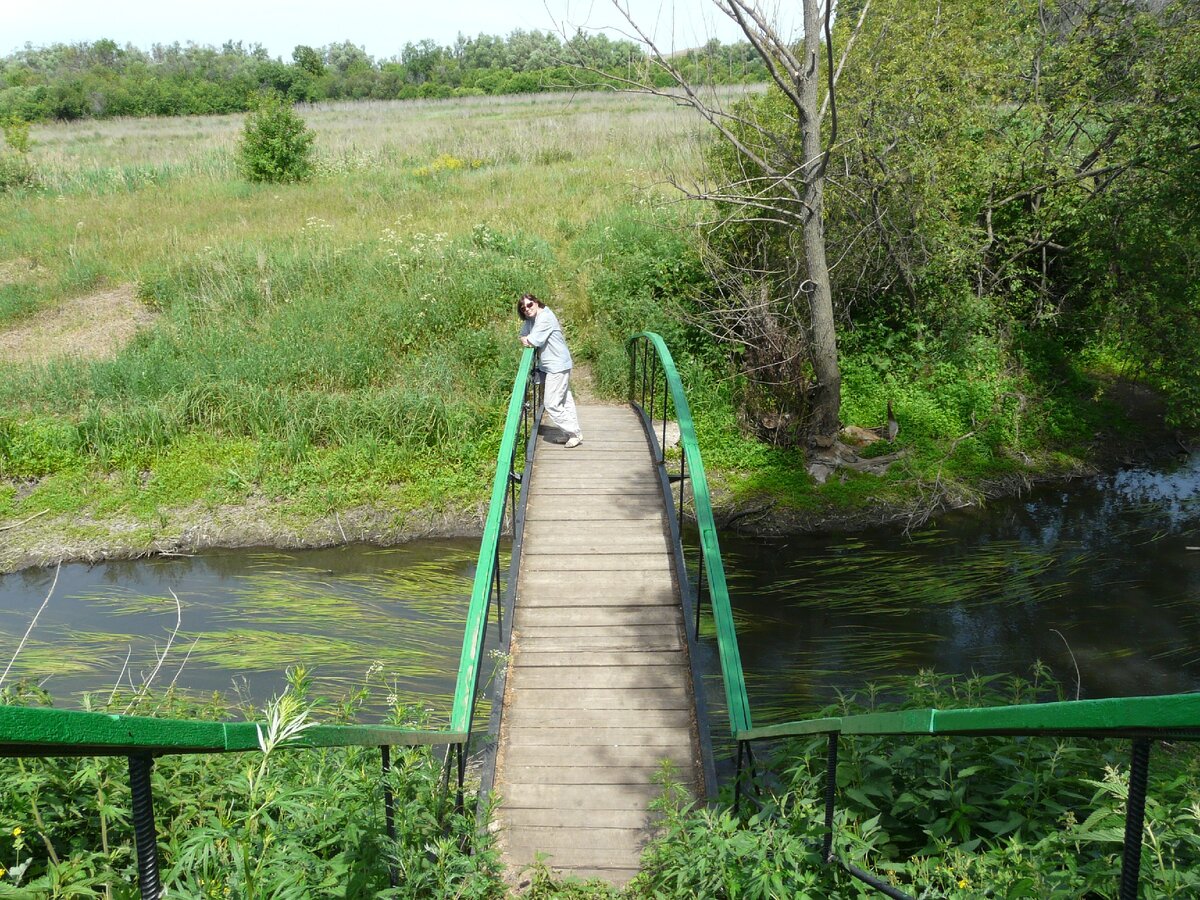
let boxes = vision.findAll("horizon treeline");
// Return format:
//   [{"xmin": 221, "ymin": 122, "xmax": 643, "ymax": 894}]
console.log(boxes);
[{"xmin": 0, "ymin": 32, "xmax": 767, "ymax": 122}]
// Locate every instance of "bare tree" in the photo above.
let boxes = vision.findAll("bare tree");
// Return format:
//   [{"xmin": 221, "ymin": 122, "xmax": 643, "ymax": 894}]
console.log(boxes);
[{"xmin": 569, "ymin": 1, "xmax": 870, "ymax": 448}]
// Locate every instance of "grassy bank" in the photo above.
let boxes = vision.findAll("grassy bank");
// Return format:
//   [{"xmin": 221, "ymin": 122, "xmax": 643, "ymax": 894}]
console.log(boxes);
[{"xmin": 0, "ymin": 89, "xmax": 1160, "ymax": 572}]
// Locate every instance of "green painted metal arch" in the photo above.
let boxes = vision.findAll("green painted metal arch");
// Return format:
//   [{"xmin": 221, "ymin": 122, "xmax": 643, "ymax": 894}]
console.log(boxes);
[
  {"xmin": 0, "ymin": 703, "xmax": 466, "ymax": 757},
  {"xmin": 630, "ymin": 332, "xmax": 752, "ymax": 736},
  {"xmin": 737, "ymin": 692, "xmax": 1200, "ymax": 742},
  {"xmin": 449, "ymin": 346, "xmax": 535, "ymax": 735}
]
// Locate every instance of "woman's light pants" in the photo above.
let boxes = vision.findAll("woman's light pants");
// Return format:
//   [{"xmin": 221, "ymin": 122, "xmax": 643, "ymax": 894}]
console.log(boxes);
[{"xmin": 543, "ymin": 370, "xmax": 581, "ymax": 440}]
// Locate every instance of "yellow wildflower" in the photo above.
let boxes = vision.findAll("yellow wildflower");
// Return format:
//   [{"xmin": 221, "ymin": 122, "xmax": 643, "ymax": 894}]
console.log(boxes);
[
  {"xmin": 958, "ymin": 878, "xmax": 970, "ymax": 889},
  {"xmin": 11, "ymin": 826, "xmax": 21, "ymax": 836}
]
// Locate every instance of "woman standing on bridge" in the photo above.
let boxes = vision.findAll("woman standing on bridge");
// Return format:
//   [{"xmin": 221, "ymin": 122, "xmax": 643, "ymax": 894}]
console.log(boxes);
[{"xmin": 517, "ymin": 293, "xmax": 583, "ymax": 448}]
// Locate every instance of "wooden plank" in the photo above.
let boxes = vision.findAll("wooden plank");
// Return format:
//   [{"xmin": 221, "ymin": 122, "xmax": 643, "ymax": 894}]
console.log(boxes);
[
  {"xmin": 503, "ymin": 687, "xmax": 691, "ymax": 709},
  {"xmin": 516, "ymin": 650, "xmax": 687, "ymax": 669},
  {"xmin": 501, "ymin": 782, "xmax": 662, "ymax": 810},
  {"xmin": 513, "ymin": 607, "xmax": 680, "ymax": 627},
  {"xmin": 500, "ymin": 744, "xmax": 693, "ymax": 770},
  {"xmin": 521, "ymin": 542, "xmax": 669, "ymax": 558},
  {"xmin": 521, "ymin": 553, "xmax": 669, "ymax": 572},
  {"xmin": 516, "ymin": 635, "xmax": 682, "ymax": 653},
  {"xmin": 509, "ymin": 666, "xmax": 683, "ymax": 690},
  {"xmin": 521, "ymin": 569, "xmax": 674, "ymax": 591},
  {"xmin": 499, "ymin": 807, "xmax": 657, "ymax": 828},
  {"xmin": 501, "ymin": 827, "xmax": 649, "ymax": 851},
  {"xmin": 518, "ymin": 588, "xmax": 677, "ymax": 608},
  {"xmin": 502, "ymin": 706, "xmax": 691, "ymax": 729},
  {"xmin": 504, "ymin": 727, "xmax": 692, "ymax": 748},
  {"xmin": 516, "ymin": 624, "xmax": 681, "ymax": 640},
  {"xmin": 520, "ymin": 525, "xmax": 667, "ymax": 547},
  {"xmin": 499, "ymin": 766, "xmax": 668, "ymax": 787},
  {"xmin": 501, "ymin": 845, "xmax": 646, "ymax": 869}
]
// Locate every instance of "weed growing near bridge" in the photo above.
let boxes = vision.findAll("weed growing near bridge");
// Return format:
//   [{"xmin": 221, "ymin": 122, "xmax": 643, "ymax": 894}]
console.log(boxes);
[{"xmin": 0, "ymin": 672, "xmax": 502, "ymax": 899}]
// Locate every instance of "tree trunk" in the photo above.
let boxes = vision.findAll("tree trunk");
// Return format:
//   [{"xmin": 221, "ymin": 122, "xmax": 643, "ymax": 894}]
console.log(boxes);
[{"xmin": 799, "ymin": 0, "xmax": 841, "ymax": 444}]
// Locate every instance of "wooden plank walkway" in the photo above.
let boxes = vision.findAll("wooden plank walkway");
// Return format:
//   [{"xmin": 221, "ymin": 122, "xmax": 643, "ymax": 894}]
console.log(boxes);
[{"xmin": 494, "ymin": 403, "xmax": 701, "ymax": 886}]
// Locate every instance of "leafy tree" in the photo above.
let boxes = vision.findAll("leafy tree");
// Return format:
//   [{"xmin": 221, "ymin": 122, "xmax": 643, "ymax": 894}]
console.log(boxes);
[
  {"xmin": 236, "ymin": 90, "xmax": 315, "ymax": 184},
  {"xmin": 292, "ymin": 44, "xmax": 325, "ymax": 77}
]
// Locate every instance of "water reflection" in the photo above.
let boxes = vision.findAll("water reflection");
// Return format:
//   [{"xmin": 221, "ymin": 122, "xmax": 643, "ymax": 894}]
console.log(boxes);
[{"xmin": 719, "ymin": 452, "xmax": 1200, "ymax": 725}]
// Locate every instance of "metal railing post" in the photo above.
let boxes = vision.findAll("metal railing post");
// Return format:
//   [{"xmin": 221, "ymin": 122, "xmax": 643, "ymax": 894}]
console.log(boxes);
[
  {"xmin": 1119, "ymin": 738, "xmax": 1152, "ymax": 900},
  {"xmin": 128, "ymin": 754, "xmax": 162, "ymax": 899},
  {"xmin": 455, "ymin": 742, "xmax": 466, "ymax": 814},
  {"xmin": 823, "ymin": 733, "xmax": 839, "ymax": 861},
  {"xmin": 734, "ymin": 740, "xmax": 746, "ymax": 816},
  {"xmin": 640, "ymin": 341, "xmax": 648, "ymax": 409},
  {"xmin": 382, "ymin": 746, "xmax": 398, "ymax": 888},
  {"xmin": 648, "ymin": 354, "xmax": 658, "ymax": 425}
]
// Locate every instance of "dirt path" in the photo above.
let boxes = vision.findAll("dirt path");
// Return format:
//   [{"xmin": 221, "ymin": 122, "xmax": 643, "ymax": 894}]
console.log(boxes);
[{"xmin": 0, "ymin": 284, "xmax": 158, "ymax": 364}]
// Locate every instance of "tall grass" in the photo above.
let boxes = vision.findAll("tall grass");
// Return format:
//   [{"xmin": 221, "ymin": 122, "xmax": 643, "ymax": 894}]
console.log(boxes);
[{"xmin": 0, "ymin": 91, "xmax": 731, "ymax": 530}]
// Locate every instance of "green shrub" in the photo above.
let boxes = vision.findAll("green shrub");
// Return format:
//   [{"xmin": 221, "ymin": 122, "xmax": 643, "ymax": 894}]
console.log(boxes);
[
  {"xmin": 1, "ymin": 116, "xmax": 31, "ymax": 154},
  {"xmin": 0, "ymin": 150, "xmax": 37, "ymax": 192},
  {"xmin": 236, "ymin": 91, "xmax": 315, "ymax": 184},
  {"xmin": 627, "ymin": 669, "xmax": 1200, "ymax": 899}
]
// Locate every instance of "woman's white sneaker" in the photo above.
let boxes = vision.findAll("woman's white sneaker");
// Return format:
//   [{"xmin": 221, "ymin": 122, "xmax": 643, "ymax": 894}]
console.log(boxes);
[{"xmin": 564, "ymin": 436, "xmax": 582, "ymax": 448}]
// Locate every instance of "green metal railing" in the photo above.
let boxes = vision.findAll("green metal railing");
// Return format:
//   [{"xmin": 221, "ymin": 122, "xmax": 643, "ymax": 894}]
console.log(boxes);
[
  {"xmin": 736, "ymin": 693, "xmax": 1200, "ymax": 899},
  {"xmin": 628, "ymin": 332, "xmax": 1200, "ymax": 899},
  {"xmin": 627, "ymin": 333, "xmax": 752, "ymax": 796},
  {"xmin": 0, "ymin": 347, "xmax": 542, "ymax": 899}
]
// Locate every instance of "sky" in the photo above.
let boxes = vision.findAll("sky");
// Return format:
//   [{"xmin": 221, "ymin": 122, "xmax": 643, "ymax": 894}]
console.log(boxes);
[{"xmin": 3, "ymin": 0, "xmax": 769, "ymax": 60}]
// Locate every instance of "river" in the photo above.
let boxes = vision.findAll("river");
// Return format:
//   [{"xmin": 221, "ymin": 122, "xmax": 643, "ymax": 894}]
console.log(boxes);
[{"xmin": 1, "ymin": 453, "xmax": 1196, "ymax": 728}]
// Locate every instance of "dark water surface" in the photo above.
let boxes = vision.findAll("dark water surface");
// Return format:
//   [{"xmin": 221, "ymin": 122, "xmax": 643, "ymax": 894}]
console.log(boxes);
[
  {"xmin": 0, "ymin": 540, "xmax": 502, "ymax": 720},
  {"xmin": 1, "ymin": 454, "xmax": 1196, "ymax": 729},
  {"xmin": 716, "ymin": 451, "xmax": 1200, "ymax": 725}
]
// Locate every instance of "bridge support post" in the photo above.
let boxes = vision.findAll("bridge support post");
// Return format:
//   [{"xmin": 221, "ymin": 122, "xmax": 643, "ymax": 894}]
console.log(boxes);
[
  {"xmin": 1119, "ymin": 738, "xmax": 1151, "ymax": 900},
  {"xmin": 823, "ymin": 733, "xmax": 839, "ymax": 862},
  {"xmin": 382, "ymin": 746, "xmax": 397, "ymax": 888},
  {"xmin": 128, "ymin": 754, "xmax": 162, "ymax": 899}
]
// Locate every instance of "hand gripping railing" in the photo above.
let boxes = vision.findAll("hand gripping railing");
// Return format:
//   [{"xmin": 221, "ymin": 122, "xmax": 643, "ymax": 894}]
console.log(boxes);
[
  {"xmin": 627, "ymin": 333, "xmax": 752, "ymax": 797},
  {"xmin": 0, "ymin": 348, "xmax": 543, "ymax": 899},
  {"xmin": 738, "ymin": 693, "xmax": 1200, "ymax": 899}
]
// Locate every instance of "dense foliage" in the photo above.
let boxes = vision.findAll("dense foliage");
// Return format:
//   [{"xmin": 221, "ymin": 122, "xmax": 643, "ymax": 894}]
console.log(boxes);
[
  {"xmin": 0, "ymin": 672, "xmax": 501, "ymax": 898},
  {"xmin": 701, "ymin": 0, "xmax": 1200, "ymax": 434},
  {"xmin": 8, "ymin": 671, "xmax": 1188, "ymax": 897},
  {"xmin": 236, "ymin": 91, "xmax": 315, "ymax": 184},
  {"xmin": 0, "ymin": 34, "xmax": 766, "ymax": 123}
]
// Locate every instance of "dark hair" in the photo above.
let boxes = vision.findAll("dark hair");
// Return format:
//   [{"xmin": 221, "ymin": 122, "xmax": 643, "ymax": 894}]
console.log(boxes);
[{"xmin": 516, "ymin": 293, "xmax": 543, "ymax": 320}]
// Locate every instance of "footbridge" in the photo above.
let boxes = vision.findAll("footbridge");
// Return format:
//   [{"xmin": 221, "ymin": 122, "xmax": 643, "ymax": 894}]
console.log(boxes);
[{"xmin": 2, "ymin": 334, "xmax": 1198, "ymax": 898}]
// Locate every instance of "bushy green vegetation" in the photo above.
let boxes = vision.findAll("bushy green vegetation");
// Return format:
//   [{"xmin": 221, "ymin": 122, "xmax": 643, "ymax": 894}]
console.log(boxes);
[
  {"xmin": 0, "ymin": 34, "xmax": 766, "ymax": 123},
  {"xmin": 0, "ymin": 672, "xmax": 501, "ymax": 898},
  {"xmin": 700, "ymin": 0, "xmax": 1199, "ymax": 435},
  {"xmin": 236, "ymin": 92, "xmax": 315, "ymax": 184},
  {"xmin": 0, "ymin": 82, "xmax": 1184, "ymax": 556},
  {"xmin": 5, "ymin": 670, "xmax": 1195, "ymax": 897}
]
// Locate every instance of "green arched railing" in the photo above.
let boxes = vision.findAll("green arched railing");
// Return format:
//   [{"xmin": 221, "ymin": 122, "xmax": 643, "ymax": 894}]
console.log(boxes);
[
  {"xmin": 628, "ymin": 332, "xmax": 1200, "ymax": 899},
  {"xmin": 627, "ymin": 333, "xmax": 752, "ymax": 752}
]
